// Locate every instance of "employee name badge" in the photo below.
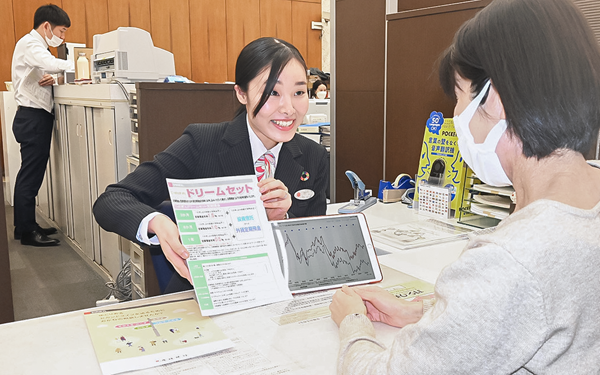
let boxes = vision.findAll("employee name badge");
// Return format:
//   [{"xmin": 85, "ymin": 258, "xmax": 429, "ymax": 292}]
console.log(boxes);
[{"xmin": 294, "ymin": 189, "xmax": 314, "ymax": 200}]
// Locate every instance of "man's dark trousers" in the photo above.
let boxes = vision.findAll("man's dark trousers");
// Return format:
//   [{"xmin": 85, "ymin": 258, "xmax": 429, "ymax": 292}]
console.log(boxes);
[{"xmin": 12, "ymin": 106, "xmax": 54, "ymax": 234}]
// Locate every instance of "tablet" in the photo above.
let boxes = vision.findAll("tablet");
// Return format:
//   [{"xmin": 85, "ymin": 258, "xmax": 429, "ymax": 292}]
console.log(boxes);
[{"xmin": 270, "ymin": 213, "xmax": 383, "ymax": 294}]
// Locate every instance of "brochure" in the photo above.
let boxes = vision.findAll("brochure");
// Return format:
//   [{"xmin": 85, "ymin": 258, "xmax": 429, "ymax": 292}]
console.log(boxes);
[
  {"xmin": 371, "ymin": 219, "xmax": 474, "ymax": 250},
  {"xmin": 83, "ymin": 298, "xmax": 234, "ymax": 375},
  {"xmin": 166, "ymin": 175, "xmax": 292, "ymax": 316}
]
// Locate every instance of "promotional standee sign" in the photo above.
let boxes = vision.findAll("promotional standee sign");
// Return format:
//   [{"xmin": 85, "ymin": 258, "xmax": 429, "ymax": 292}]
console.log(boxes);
[{"xmin": 414, "ymin": 111, "xmax": 468, "ymax": 216}]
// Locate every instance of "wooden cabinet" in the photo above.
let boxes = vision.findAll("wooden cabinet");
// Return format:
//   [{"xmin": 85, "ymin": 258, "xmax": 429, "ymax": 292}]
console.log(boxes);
[{"xmin": 64, "ymin": 105, "xmax": 95, "ymax": 260}]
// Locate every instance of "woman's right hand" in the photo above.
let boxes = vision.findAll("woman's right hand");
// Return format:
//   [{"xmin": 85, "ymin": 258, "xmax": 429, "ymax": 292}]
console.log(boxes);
[
  {"xmin": 353, "ymin": 286, "xmax": 424, "ymax": 328},
  {"xmin": 147, "ymin": 214, "xmax": 191, "ymax": 282}
]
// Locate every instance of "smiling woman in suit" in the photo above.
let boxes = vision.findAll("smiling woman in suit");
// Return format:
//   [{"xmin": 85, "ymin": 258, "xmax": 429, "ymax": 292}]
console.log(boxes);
[{"xmin": 93, "ymin": 37, "xmax": 329, "ymax": 291}]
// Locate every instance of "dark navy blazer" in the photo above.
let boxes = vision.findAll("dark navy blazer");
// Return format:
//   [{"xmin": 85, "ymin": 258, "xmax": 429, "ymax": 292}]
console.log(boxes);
[{"xmin": 93, "ymin": 113, "xmax": 329, "ymax": 243}]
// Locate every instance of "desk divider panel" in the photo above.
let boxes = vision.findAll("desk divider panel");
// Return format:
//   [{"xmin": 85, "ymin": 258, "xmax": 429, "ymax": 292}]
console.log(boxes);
[
  {"xmin": 135, "ymin": 82, "xmax": 241, "ymax": 296},
  {"xmin": 0, "ymin": 165, "xmax": 14, "ymax": 323}
]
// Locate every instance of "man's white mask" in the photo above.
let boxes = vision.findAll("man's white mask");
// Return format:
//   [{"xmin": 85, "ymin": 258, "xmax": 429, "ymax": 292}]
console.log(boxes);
[{"xmin": 45, "ymin": 23, "xmax": 63, "ymax": 48}]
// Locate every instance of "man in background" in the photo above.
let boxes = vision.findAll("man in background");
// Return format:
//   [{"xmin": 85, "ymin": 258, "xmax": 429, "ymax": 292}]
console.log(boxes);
[{"xmin": 11, "ymin": 4, "xmax": 73, "ymax": 246}]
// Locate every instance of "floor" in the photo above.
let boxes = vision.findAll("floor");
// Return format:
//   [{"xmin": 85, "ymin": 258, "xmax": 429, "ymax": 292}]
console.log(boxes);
[{"xmin": 6, "ymin": 204, "xmax": 111, "ymax": 321}]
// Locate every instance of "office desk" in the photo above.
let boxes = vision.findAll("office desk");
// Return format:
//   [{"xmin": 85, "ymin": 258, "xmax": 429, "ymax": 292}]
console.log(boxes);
[{"xmin": 1, "ymin": 203, "xmax": 468, "ymax": 374}]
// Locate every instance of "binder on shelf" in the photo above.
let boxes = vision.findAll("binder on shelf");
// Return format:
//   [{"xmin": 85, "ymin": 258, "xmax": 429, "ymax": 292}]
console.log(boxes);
[
  {"xmin": 297, "ymin": 122, "xmax": 329, "ymax": 133},
  {"xmin": 297, "ymin": 122, "xmax": 331, "ymax": 150}
]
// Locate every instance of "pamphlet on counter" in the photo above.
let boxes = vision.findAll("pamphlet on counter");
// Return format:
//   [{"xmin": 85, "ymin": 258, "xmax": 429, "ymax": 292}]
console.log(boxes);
[
  {"xmin": 371, "ymin": 218, "xmax": 496, "ymax": 250},
  {"xmin": 130, "ymin": 266, "xmax": 433, "ymax": 375},
  {"xmin": 83, "ymin": 298, "xmax": 233, "ymax": 375},
  {"xmin": 166, "ymin": 175, "xmax": 292, "ymax": 316},
  {"xmin": 371, "ymin": 219, "xmax": 474, "ymax": 250}
]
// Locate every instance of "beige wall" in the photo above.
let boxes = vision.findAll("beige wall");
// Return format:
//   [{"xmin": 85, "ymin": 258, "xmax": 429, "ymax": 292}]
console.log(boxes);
[{"xmin": 321, "ymin": 0, "xmax": 330, "ymax": 73}]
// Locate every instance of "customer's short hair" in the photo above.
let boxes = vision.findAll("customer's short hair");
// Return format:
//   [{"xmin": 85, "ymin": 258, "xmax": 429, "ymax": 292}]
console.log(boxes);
[
  {"xmin": 439, "ymin": 0, "xmax": 600, "ymax": 159},
  {"xmin": 34, "ymin": 4, "xmax": 71, "ymax": 29}
]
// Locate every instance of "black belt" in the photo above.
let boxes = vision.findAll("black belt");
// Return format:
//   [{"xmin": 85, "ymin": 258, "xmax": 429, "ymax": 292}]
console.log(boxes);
[{"xmin": 17, "ymin": 106, "xmax": 53, "ymax": 116}]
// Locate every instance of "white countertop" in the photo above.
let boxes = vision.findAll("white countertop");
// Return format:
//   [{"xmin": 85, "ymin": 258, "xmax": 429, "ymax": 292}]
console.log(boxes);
[{"xmin": 1, "ymin": 202, "xmax": 468, "ymax": 374}]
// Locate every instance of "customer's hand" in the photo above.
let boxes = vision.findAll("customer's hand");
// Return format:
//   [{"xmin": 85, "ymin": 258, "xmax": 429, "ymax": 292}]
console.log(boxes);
[
  {"xmin": 147, "ymin": 214, "xmax": 191, "ymax": 282},
  {"xmin": 258, "ymin": 178, "xmax": 291, "ymax": 221},
  {"xmin": 38, "ymin": 74, "xmax": 55, "ymax": 86},
  {"xmin": 354, "ymin": 286, "xmax": 423, "ymax": 328},
  {"xmin": 330, "ymin": 285, "xmax": 368, "ymax": 326}
]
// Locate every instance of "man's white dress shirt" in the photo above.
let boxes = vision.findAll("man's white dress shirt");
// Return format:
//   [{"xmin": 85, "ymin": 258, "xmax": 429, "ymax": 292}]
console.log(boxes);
[{"xmin": 11, "ymin": 30, "xmax": 73, "ymax": 113}]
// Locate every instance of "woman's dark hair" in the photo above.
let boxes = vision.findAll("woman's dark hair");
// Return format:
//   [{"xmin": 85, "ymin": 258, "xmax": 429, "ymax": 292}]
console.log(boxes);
[
  {"xmin": 235, "ymin": 37, "xmax": 307, "ymax": 118},
  {"xmin": 439, "ymin": 0, "xmax": 600, "ymax": 159},
  {"xmin": 34, "ymin": 4, "xmax": 71, "ymax": 29},
  {"xmin": 311, "ymin": 80, "xmax": 327, "ymax": 98}
]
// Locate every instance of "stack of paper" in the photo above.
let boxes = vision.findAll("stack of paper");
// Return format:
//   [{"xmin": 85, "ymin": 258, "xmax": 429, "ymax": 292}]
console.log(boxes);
[
  {"xmin": 470, "ymin": 202, "xmax": 510, "ymax": 220},
  {"xmin": 471, "ymin": 183, "xmax": 514, "ymax": 197},
  {"xmin": 472, "ymin": 194, "xmax": 511, "ymax": 209},
  {"xmin": 297, "ymin": 122, "xmax": 330, "ymax": 151}
]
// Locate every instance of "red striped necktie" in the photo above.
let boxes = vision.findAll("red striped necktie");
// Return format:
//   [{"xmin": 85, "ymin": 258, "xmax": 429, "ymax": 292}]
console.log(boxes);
[{"xmin": 255, "ymin": 151, "xmax": 275, "ymax": 182}]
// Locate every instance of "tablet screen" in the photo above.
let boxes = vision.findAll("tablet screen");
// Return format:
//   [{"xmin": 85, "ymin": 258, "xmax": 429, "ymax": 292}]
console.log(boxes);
[{"xmin": 271, "ymin": 214, "xmax": 381, "ymax": 293}]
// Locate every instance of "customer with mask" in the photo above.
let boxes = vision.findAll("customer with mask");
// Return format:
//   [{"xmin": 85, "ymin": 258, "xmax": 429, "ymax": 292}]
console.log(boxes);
[
  {"xmin": 329, "ymin": 0, "xmax": 600, "ymax": 373},
  {"xmin": 94, "ymin": 37, "xmax": 329, "ymax": 292},
  {"xmin": 311, "ymin": 80, "xmax": 328, "ymax": 99},
  {"xmin": 11, "ymin": 4, "xmax": 73, "ymax": 246}
]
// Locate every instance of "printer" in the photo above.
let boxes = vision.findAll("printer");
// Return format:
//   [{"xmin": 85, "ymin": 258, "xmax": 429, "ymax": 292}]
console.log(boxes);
[{"xmin": 92, "ymin": 27, "xmax": 175, "ymax": 83}]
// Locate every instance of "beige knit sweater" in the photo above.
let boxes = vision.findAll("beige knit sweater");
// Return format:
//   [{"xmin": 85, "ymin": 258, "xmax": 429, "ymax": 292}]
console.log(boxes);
[{"xmin": 338, "ymin": 198, "xmax": 600, "ymax": 374}]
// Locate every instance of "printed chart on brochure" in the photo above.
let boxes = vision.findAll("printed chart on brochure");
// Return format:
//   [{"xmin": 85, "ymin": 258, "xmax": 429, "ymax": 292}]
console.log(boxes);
[{"xmin": 167, "ymin": 175, "xmax": 291, "ymax": 316}]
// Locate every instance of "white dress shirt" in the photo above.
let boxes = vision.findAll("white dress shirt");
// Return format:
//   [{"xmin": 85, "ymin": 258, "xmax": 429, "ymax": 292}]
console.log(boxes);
[
  {"xmin": 246, "ymin": 114, "xmax": 283, "ymax": 166},
  {"xmin": 136, "ymin": 115, "xmax": 283, "ymax": 245},
  {"xmin": 11, "ymin": 30, "xmax": 74, "ymax": 112}
]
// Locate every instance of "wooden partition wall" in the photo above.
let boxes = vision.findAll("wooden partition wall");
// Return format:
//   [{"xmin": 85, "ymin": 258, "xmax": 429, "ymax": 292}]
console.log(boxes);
[
  {"xmin": 334, "ymin": 0, "xmax": 600, "ymax": 202},
  {"xmin": 136, "ymin": 82, "xmax": 240, "ymax": 163},
  {"xmin": 0, "ymin": 0, "xmax": 322, "ymax": 165},
  {"xmin": 334, "ymin": 0, "xmax": 485, "ymax": 201},
  {"xmin": 0, "ymin": 0, "xmax": 322, "ymax": 85},
  {"xmin": 384, "ymin": 1, "xmax": 491, "ymax": 181},
  {"xmin": 334, "ymin": 0, "xmax": 386, "ymax": 202}
]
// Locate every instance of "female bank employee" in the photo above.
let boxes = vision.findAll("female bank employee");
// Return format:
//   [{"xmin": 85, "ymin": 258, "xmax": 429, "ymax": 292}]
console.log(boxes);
[
  {"xmin": 330, "ymin": 0, "xmax": 600, "ymax": 373},
  {"xmin": 93, "ymin": 37, "xmax": 329, "ymax": 285}
]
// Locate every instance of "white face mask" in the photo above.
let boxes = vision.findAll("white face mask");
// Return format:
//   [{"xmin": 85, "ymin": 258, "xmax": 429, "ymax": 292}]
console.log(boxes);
[
  {"xmin": 44, "ymin": 23, "xmax": 63, "ymax": 48},
  {"xmin": 316, "ymin": 91, "xmax": 327, "ymax": 99},
  {"xmin": 453, "ymin": 80, "xmax": 512, "ymax": 187}
]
